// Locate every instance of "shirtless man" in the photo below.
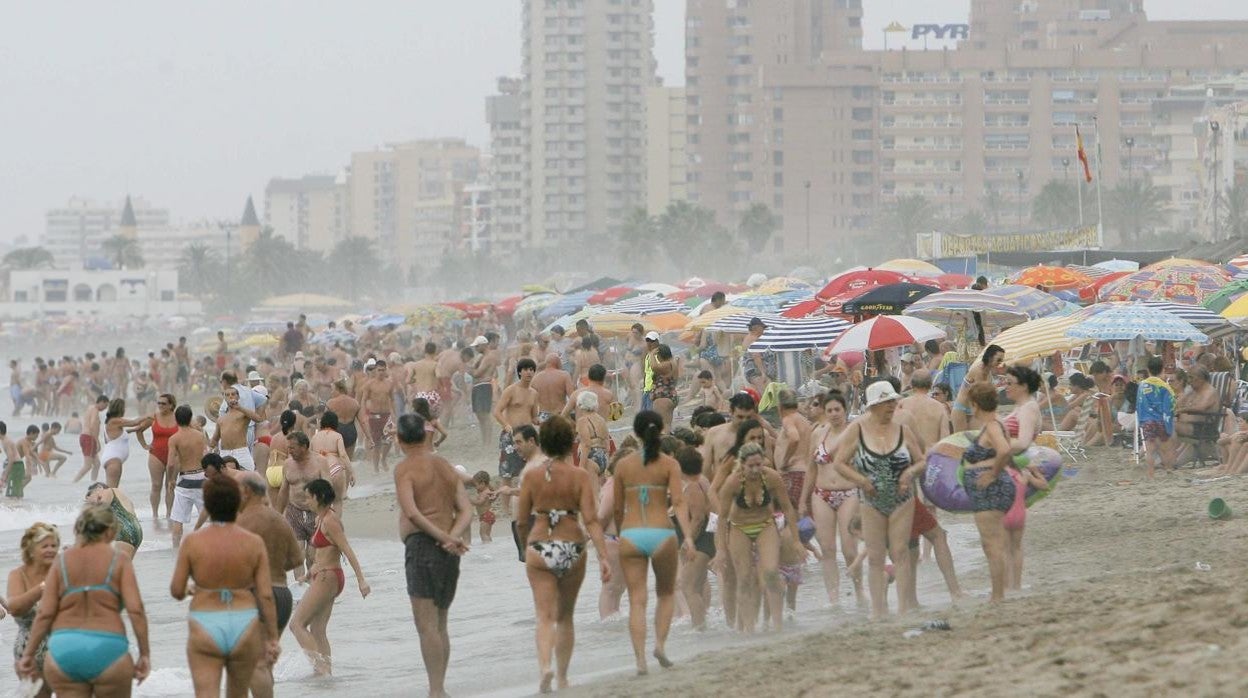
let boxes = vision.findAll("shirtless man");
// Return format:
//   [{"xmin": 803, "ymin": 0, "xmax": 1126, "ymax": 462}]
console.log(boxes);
[
  {"xmin": 360, "ymin": 360, "xmax": 399, "ymax": 473},
  {"xmin": 563, "ymin": 364, "xmax": 617, "ymax": 420},
  {"xmin": 531, "ymin": 354, "xmax": 574, "ymax": 423},
  {"xmin": 394, "ymin": 414, "xmax": 472, "ymax": 698},
  {"xmin": 216, "ymin": 331, "xmax": 229, "ymax": 372},
  {"xmin": 469, "ymin": 335, "xmax": 501, "ymax": 445},
  {"xmin": 775, "ymin": 390, "xmax": 813, "ymax": 510},
  {"xmin": 1176, "ymin": 366, "xmax": 1220, "ymax": 439},
  {"xmin": 491, "ymin": 358, "xmax": 539, "ymax": 507},
  {"xmin": 435, "ymin": 340, "xmax": 464, "ymax": 426},
  {"xmin": 75, "ymin": 394, "xmax": 109, "ymax": 483},
  {"xmin": 168, "ymin": 405, "xmax": 209, "ymax": 547},
  {"xmin": 701, "ymin": 392, "xmax": 772, "ymax": 488},
  {"xmin": 174, "ymin": 336, "xmax": 191, "ymax": 394},
  {"xmin": 571, "ymin": 336, "xmax": 600, "ymax": 385},
  {"xmin": 277, "ymin": 431, "xmax": 331, "ymax": 576},
  {"xmin": 210, "ymin": 386, "xmax": 262, "ymax": 471},
  {"xmin": 897, "ymin": 370, "xmax": 950, "ymax": 453},
  {"xmin": 408, "ymin": 342, "xmax": 442, "ymax": 415},
  {"xmin": 237, "ymin": 472, "xmax": 302, "ymax": 698}
]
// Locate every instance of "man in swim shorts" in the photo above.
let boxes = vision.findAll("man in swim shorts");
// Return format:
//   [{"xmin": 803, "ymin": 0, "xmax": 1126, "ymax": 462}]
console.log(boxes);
[
  {"xmin": 394, "ymin": 414, "xmax": 471, "ymax": 698},
  {"xmin": 168, "ymin": 405, "xmax": 209, "ymax": 547},
  {"xmin": 77, "ymin": 394, "xmax": 109, "ymax": 483},
  {"xmin": 469, "ymin": 335, "xmax": 500, "ymax": 446},
  {"xmin": 276, "ymin": 432, "xmax": 330, "ymax": 578},
  {"xmin": 360, "ymin": 360, "xmax": 399, "ymax": 473},
  {"xmin": 408, "ymin": 342, "xmax": 443, "ymax": 416},
  {"xmin": 211, "ymin": 386, "xmax": 261, "ymax": 471},
  {"xmin": 238, "ymin": 471, "xmax": 302, "ymax": 698},
  {"xmin": 531, "ymin": 353, "xmax": 574, "ymax": 423}
]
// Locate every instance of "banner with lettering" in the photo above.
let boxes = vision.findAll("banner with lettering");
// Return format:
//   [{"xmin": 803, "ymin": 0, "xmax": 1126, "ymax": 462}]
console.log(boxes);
[{"xmin": 916, "ymin": 227, "xmax": 1099, "ymax": 258}]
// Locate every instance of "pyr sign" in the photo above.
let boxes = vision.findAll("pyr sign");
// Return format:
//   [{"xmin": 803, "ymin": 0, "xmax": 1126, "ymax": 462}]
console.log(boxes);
[{"xmin": 912, "ymin": 23, "xmax": 969, "ymax": 40}]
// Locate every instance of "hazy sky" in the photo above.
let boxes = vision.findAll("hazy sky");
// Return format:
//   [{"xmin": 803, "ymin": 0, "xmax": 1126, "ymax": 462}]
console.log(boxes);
[{"xmin": 3, "ymin": 1, "xmax": 1247, "ymax": 242}]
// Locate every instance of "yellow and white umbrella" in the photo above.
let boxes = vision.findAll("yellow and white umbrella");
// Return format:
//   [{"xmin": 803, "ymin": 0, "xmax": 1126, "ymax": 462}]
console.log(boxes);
[
  {"xmin": 877, "ymin": 258, "xmax": 943, "ymax": 276},
  {"xmin": 994, "ymin": 306, "xmax": 1103, "ymax": 362},
  {"xmin": 685, "ymin": 304, "xmax": 752, "ymax": 331}
]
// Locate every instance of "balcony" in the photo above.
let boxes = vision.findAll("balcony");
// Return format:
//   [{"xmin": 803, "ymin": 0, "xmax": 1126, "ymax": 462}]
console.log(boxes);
[
  {"xmin": 883, "ymin": 97, "xmax": 962, "ymax": 107},
  {"xmin": 881, "ymin": 119, "xmax": 962, "ymax": 130}
]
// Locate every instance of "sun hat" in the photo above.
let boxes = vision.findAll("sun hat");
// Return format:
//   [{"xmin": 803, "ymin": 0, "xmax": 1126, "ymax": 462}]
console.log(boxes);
[{"xmin": 864, "ymin": 381, "xmax": 902, "ymax": 408}]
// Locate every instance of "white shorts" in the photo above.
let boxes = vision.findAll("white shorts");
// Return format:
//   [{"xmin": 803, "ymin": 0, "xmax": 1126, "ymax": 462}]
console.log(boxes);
[
  {"xmin": 220, "ymin": 446, "xmax": 256, "ymax": 472},
  {"xmin": 170, "ymin": 472, "xmax": 206, "ymax": 524}
]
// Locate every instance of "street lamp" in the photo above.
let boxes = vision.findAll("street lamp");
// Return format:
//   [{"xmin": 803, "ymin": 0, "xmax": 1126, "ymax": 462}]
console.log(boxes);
[
  {"xmin": 1211, "ymin": 121, "xmax": 1221, "ymax": 241},
  {"xmin": 1062, "ymin": 157, "xmax": 1070, "ymax": 180},
  {"xmin": 1016, "ymin": 169, "xmax": 1025, "ymax": 229},
  {"xmin": 1124, "ymin": 136, "xmax": 1135, "ymax": 184},
  {"xmin": 947, "ymin": 185, "xmax": 955, "ymax": 228},
  {"xmin": 804, "ymin": 180, "xmax": 812, "ymax": 251}
]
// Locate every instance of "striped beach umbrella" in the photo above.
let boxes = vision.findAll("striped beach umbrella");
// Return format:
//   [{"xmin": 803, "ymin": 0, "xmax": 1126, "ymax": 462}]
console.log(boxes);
[
  {"xmin": 1141, "ymin": 302, "xmax": 1235, "ymax": 340},
  {"xmin": 1065, "ymin": 264, "xmax": 1114, "ymax": 280},
  {"xmin": 751, "ymin": 316, "xmax": 852, "ymax": 352},
  {"xmin": 903, "ymin": 285, "xmax": 1065, "ymax": 327},
  {"xmin": 730, "ymin": 290, "xmax": 811, "ymax": 314},
  {"xmin": 1091, "ymin": 259, "xmax": 1139, "ymax": 273},
  {"xmin": 708, "ymin": 312, "xmax": 784, "ymax": 334},
  {"xmin": 605, "ymin": 294, "xmax": 686, "ymax": 315},
  {"xmin": 993, "ymin": 306, "xmax": 1110, "ymax": 362},
  {"xmin": 538, "ymin": 291, "xmax": 596, "ymax": 321},
  {"xmin": 877, "ymin": 258, "xmax": 944, "ymax": 276},
  {"xmin": 822, "ymin": 315, "xmax": 946, "ymax": 360},
  {"xmin": 1066, "ymin": 304, "xmax": 1208, "ymax": 343}
]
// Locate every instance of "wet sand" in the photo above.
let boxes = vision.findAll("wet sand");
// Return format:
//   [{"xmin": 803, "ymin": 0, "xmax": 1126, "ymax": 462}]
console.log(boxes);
[{"xmin": 570, "ymin": 448, "xmax": 1248, "ymax": 698}]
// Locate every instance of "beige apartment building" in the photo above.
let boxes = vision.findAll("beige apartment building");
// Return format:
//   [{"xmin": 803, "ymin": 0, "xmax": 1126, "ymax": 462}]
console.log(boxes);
[
  {"xmin": 486, "ymin": 77, "xmax": 525, "ymax": 253},
  {"xmin": 520, "ymin": 0, "xmax": 657, "ymax": 246},
  {"xmin": 264, "ymin": 173, "xmax": 348, "ymax": 253},
  {"xmin": 645, "ymin": 85, "xmax": 688, "ymax": 214},
  {"xmin": 44, "ymin": 196, "xmax": 170, "ymax": 267},
  {"xmin": 686, "ymin": 0, "xmax": 1248, "ymax": 253},
  {"xmin": 347, "ymin": 138, "xmax": 480, "ymax": 271}
]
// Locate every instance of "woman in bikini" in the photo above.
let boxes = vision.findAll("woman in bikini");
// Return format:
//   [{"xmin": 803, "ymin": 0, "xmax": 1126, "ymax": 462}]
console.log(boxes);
[
  {"xmin": 7, "ymin": 522, "xmax": 60, "ymax": 698},
  {"xmin": 265, "ymin": 411, "xmax": 296, "ymax": 508},
  {"xmin": 832, "ymin": 380, "xmax": 924, "ymax": 620},
  {"xmin": 515, "ymin": 415, "xmax": 610, "ymax": 693},
  {"xmin": 16, "ymin": 506, "xmax": 150, "ymax": 696},
  {"xmin": 575, "ymin": 390, "xmax": 609, "ymax": 499},
  {"xmin": 612, "ymin": 411, "xmax": 693, "ymax": 675},
  {"xmin": 952, "ymin": 344, "xmax": 1004, "ymax": 432},
  {"xmin": 84, "ymin": 482, "xmax": 144, "ymax": 558},
  {"xmin": 959, "ymin": 381, "xmax": 1015, "ymax": 603},
  {"xmin": 171, "ymin": 477, "xmax": 279, "ymax": 696},
  {"xmin": 672, "ymin": 446, "xmax": 715, "ymax": 631},
  {"xmin": 310, "ymin": 411, "xmax": 354, "ymax": 511},
  {"xmin": 649, "ymin": 344, "xmax": 679, "ymax": 432},
  {"xmin": 326, "ymin": 380, "xmax": 363, "ymax": 460},
  {"xmin": 130, "ymin": 393, "xmax": 180, "ymax": 522},
  {"xmin": 712, "ymin": 441, "xmax": 797, "ymax": 633},
  {"xmin": 798, "ymin": 391, "xmax": 864, "ymax": 608},
  {"xmin": 709, "ymin": 417, "xmax": 769, "ymax": 498},
  {"xmin": 626, "ymin": 324, "xmax": 647, "ymax": 408},
  {"xmin": 1000, "ymin": 365, "xmax": 1044, "ymax": 592},
  {"xmin": 289, "ymin": 478, "xmax": 370, "ymax": 676},
  {"xmin": 99, "ymin": 398, "xmax": 146, "ymax": 489}
]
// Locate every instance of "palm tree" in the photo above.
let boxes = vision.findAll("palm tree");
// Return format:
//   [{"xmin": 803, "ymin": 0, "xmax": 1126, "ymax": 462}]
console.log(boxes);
[
  {"xmin": 981, "ymin": 187, "xmax": 1007, "ymax": 233},
  {"xmin": 1105, "ymin": 178, "xmax": 1167, "ymax": 244},
  {"xmin": 101, "ymin": 234, "xmax": 145, "ymax": 269},
  {"xmin": 656, "ymin": 201, "xmax": 735, "ymax": 277},
  {"xmin": 957, "ymin": 210, "xmax": 987, "ymax": 236},
  {"xmin": 738, "ymin": 203, "xmax": 780, "ymax": 254},
  {"xmin": 616, "ymin": 207, "xmax": 659, "ymax": 272},
  {"xmin": 177, "ymin": 243, "xmax": 221, "ymax": 298},
  {"xmin": 877, "ymin": 194, "xmax": 937, "ymax": 256},
  {"xmin": 1031, "ymin": 179, "xmax": 1079, "ymax": 230},
  {"xmin": 2, "ymin": 246, "xmax": 55, "ymax": 270},
  {"xmin": 1222, "ymin": 182, "xmax": 1248, "ymax": 239},
  {"xmin": 329, "ymin": 236, "xmax": 384, "ymax": 301}
]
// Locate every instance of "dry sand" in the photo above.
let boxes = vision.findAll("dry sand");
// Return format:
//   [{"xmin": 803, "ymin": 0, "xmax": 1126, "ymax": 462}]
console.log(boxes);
[
  {"xmin": 563, "ymin": 447, "xmax": 1248, "ymax": 698},
  {"xmin": 340, "ymin": 425, "xmax": 1248, "ymax": 698}
]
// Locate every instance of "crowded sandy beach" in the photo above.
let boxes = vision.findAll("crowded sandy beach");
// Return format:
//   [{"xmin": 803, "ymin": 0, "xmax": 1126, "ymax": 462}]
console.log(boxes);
[{"xmin": 3, "ymin": 259, "xmax": 1248, "ymax": 697}]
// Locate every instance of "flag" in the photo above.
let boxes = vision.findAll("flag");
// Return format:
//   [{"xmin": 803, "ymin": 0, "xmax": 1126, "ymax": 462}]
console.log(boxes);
[{"xmin": 1075, "ymin": 125, "xmax": 1093, "ymax": 183}]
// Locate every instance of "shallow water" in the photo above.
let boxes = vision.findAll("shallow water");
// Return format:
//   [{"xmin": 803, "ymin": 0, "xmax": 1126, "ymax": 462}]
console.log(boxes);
[{"xmin": 0, "ymin": 421, "xmax": 984, "ymax": 696}]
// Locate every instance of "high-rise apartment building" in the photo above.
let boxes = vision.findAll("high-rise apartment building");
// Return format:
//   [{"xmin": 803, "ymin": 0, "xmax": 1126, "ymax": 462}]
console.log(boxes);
[
  {"xmin": 264, "ymin": 173, "xmax": 348, "ymax": 253},
  {"xmin": 44, "ymin": 196, "xmax": 171, "ymax": 267},
  {"xmin": 686, "ymin": 0, "xmax": 1248, "ymax": 251},
  {"xmin": 645, "ymin": 86, "xmax": 688, "ymax": 214},
  {"xmin": 520, "ymin": 0, "xmax": 657, "ymax": 246},
  {"xmin": 486, "ymin": 77, "xmax": 525, "ymax": 253},
  {"xmin": 347, "ymin": 138, "xmax": 480, "ymax": 270}
]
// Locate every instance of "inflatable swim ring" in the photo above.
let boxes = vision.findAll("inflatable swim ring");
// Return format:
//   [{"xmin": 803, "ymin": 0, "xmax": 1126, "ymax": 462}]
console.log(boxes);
[{"xmin": 921, "ymin": 431, "xmax": 1062, "ymax": 513}]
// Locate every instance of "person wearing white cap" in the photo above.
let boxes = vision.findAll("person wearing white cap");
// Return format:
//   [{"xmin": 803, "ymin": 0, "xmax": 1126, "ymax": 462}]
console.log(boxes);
[
  {"xmin": 469, "ymin": 334, "xmax": 501, "ymax": 446},
  {"xmin": 831, "ymin": 378, "xmax": 924, "ymax": 620},
  {"xmin": 639, "ymin": 331, "xmax": 661, "ymax": 411}
]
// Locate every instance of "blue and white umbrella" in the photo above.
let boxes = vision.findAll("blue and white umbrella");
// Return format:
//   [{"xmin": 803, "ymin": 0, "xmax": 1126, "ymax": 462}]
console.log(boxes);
[
  {"xmin": 606, "ymin": 294, "xmax": 686, "ymax": 315},
  {"xmin": 538, "ymin": 291, "xmax": 596, "ymax": 321},
  {"xmin": 751, "ymin": 316, "xmax": 852, "ymax": 352},
  {"xmin": 730, "ymin": 290, "xmax": 811, "ymax": 314},
  {"xmin": 1065, "ymin": 303, "xmax": 1208, "ymax": 343},
  {"xmin": 708, "ymin": 312, "xmax": 784, "ymax": 334},
  {"xmin": 365, "ymin": 314, "xmax": 406, "ymax": 329},
  {"xmin": 1142, "ymin": 301, "xmax": 1236, "ymax": 340}
]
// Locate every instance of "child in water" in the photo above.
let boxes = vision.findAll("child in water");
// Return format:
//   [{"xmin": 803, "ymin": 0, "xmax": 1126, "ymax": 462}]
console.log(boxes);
[
  {"xmin": 692, "ymin": 370, "xmax": 728, "ymax": 413},
  {"xmin": 468, "ymin": 471, "xmax": 498, "ymax": 543},
  {"xmin": 37, "ymin": 422, "xmax": 71, "ymax": 477}
]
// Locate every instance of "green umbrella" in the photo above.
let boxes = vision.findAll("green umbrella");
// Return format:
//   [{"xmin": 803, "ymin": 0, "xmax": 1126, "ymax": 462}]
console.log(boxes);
[{"xmin": 1202, "ymin": 278, "xmax": 1248, "ymax": 314}]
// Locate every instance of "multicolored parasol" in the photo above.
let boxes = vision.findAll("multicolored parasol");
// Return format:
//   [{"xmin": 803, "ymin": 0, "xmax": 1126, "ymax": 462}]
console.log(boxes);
[
  {"xmin": 1008, "ymin": 265, "xmax": 1093, "ymax": 291},
  {"xmin": 1102, "ymin": 264, "xmax": 1232, "ymax": 305}
]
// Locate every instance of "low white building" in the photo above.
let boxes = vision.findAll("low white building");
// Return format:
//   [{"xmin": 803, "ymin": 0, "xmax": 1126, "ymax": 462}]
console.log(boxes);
[{"xmin": 0, "ymin": 268, "xmax": 201, "ymax": 318}]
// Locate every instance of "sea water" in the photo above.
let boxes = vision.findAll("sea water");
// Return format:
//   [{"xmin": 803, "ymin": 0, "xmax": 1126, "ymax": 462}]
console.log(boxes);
[{"xmin": 0, "ymin": 424, "xmax": 982, "ymax": 696}]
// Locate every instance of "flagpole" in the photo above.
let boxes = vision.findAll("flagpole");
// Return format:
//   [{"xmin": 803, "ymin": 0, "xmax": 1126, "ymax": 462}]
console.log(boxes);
[{"xmin": 1093, "ymin": 117, "xmax": 1105, "ymax": 248}]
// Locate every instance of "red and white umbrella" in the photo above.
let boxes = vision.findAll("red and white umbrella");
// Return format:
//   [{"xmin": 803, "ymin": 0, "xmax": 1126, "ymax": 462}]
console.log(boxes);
[{"xmin": 822, "ymin": 315, "xmax": 945, "ymax": 360}]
